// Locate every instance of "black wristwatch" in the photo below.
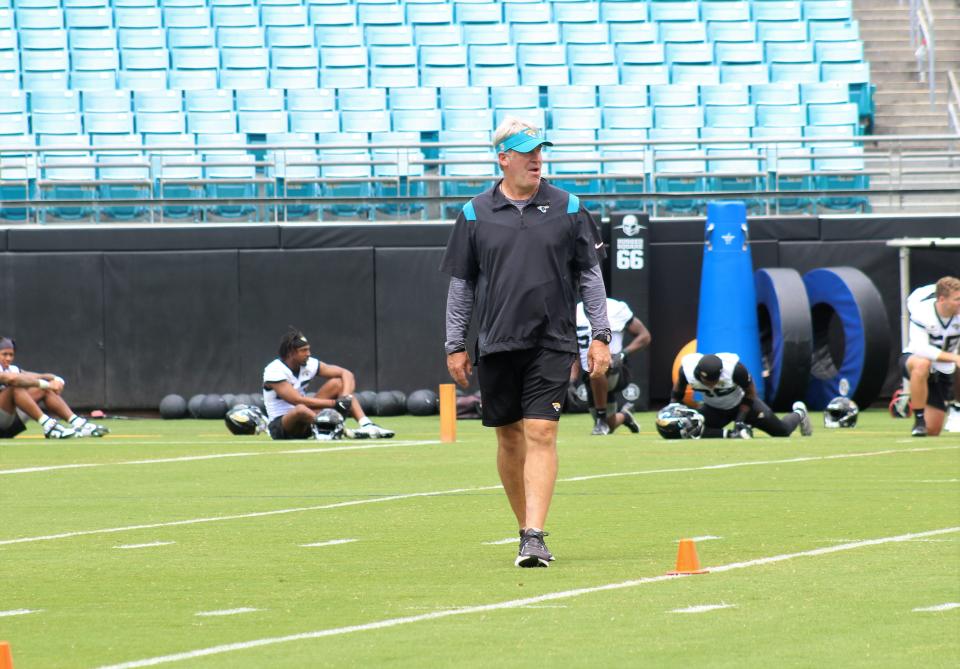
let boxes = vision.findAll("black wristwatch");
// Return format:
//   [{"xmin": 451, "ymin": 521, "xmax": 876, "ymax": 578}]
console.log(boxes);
[{"xmin": 592, "ymin": 329, "xmax": 612, "ymax": 345}]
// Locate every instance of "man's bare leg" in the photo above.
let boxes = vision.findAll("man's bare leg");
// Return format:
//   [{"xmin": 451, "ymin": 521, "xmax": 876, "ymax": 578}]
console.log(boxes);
[{"xmin": 495, "ymin": 421, "xmax": 526, "ymax": 529}]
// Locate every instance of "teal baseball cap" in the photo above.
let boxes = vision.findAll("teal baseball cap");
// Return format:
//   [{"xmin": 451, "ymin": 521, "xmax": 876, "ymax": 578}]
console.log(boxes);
[{"xmin": 496, "ymin": 128, "xmax": 553, "ymax": 154}]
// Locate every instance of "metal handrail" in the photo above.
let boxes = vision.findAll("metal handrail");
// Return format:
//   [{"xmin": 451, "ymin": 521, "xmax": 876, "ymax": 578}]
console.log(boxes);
[
  {"xmin": 910, "ymin": 0, "xmax": 937, "ymax": 106},
  {"xmin": 949, "ymin": 70, "xmax": 960, "ymax": 134}
]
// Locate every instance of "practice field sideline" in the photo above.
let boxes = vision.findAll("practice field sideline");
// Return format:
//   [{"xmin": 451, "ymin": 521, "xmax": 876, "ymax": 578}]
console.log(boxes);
[{"xmin": 1, "ymin": 412, "xmax": 958, "ymax": 668}]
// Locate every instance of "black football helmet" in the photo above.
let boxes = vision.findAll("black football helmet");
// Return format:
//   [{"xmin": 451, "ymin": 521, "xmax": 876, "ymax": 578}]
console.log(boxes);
[
  {"xmin": 655, "ymin": 403, "xmax": 705, "ymax": 439},
  {"xmin": 313, "ymin": 408, "xmax": 345, "ymax": 441},
  {"xmin": 824, "ymin": 397, "xmax": 858, "ymax": 428},
  {"xmin": 224, "ymin": 404, "xmax": 267, "ymax": 436}
]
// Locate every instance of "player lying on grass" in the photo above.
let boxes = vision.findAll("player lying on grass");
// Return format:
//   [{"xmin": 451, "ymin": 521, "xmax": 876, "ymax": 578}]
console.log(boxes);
[
  {"xmin": 901, "ymin": 276, "xmax": 960, "ymax": 437},
  {"xmin": 667, "ymin": 352, "xmax": 812, "ymax": 439},
  {"xmin": 0, "ymin": 336, "xmax": 109, "ymax": 439},
  {"xmin": 262, "ymin": 329, "xmax": 394, "ymax": 440}
]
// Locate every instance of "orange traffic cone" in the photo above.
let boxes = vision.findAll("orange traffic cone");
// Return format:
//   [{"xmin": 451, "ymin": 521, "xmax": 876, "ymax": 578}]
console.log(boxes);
[
  {"xmin": 668, "ymin": 538, "xmax": 708, "ymax": 575},
  {"xmin": 0, "ymin": 641, "xmax": 14, "ymax": 669}
]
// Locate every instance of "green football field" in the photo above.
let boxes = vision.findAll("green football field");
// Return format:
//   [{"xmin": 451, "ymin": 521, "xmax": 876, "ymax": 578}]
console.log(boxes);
[{"xmin": 1, "ymin": 411, "xmax": 958, "ymax": 669}]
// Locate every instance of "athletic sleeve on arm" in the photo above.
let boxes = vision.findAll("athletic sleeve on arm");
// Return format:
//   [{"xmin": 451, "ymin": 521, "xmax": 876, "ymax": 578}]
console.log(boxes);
[
  {"xmin": 578, "ymin": 265, "xmax": 610, "ymax": 334},
  {"xmin": 445, "ymin": 277, "xmax": 475, "ymax": 354},
  {"xmin": 732, "ymin": 362, "xmax": 753, "ymax": 389},
  {"xmin": 439, "ymin": 212, "xmax": 478, "ymax": 281},
  {"xmin": 572, "ymin": 209, "xmax": 603, "ymax": 271}
]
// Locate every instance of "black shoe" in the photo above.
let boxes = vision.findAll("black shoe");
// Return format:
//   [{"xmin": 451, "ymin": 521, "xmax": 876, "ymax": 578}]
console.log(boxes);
[
  {"xmin": 912, "ymin": 422, "xmax": 927, "ymax": 437},
  {"xmin": 516, "ymin": 529, "xmax": 552, "ymax": 568},
  {"xmin": 621, "ymin": 403, "xmax": 640, "ymax": 434}
]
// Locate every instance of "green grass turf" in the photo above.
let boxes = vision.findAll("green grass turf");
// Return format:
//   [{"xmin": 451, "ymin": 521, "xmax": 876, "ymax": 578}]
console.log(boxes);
[{"xmin": 0, "ymin": 411, "xmax": 957, "ymax": 668}]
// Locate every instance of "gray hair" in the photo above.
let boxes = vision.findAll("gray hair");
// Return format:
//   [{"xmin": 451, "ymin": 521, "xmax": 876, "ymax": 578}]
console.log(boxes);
[{"xmin": 493, "ymin": 116, "xmax": 542, "ymax": 150}]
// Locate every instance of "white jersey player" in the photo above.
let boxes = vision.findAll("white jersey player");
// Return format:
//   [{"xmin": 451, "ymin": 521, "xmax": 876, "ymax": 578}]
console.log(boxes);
[
  {"xmin": 262, "ymin": 329, "xmax": 394, "ymax": 440},
  {"xmin": 574, "ymin": 298, "xmax": 651, "ymax": 435},
  {"xmin": 901, "ymin": 277, "xmax": 960, "ymax": 437}
]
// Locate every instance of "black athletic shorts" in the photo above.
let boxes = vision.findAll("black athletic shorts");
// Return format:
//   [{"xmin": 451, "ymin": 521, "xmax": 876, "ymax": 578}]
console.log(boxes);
[
  {"xmin": 0, "ymin": 411, "xmax": 26, "ymax": 439},
  {"xmin": 477, "ymin": 347, "xmax": 577, "ymax": 427},
  {"xmin": 900, "ymin": 353, "xmax": 955, "ymax": 410},
  {"xmin": 267, "ymin": 415, "xmax": 311, "ymax": 440},
  {"xmin": 582, "ymin": 364, "xmax": 630, "ymax": 417}
]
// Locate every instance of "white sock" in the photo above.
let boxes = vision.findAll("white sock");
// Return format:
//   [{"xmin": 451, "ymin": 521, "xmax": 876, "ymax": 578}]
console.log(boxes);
[
  {"xmin": 69, "ymin": 415, "xmax": 85, "ymax": 426},
  {"xmin": 39, "ymin": 414, "xmax": 55, "ymax": 431},
  {"xmin": 359, "ymin": 417, "xmax": 373, "ymax": 427}
]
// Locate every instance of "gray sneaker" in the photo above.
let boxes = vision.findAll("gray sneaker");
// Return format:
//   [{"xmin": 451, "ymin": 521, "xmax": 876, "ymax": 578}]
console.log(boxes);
[
  {"xmin": 515, "ymin": 529, "xmax": 551, "ymax": 568},
  {"xmin": 591, "ymin": 418, "xmax": 611, "ymax": 436},
  {"xmin": 792, "ymin": 401, "xmax": 813, "ymax": 437}
]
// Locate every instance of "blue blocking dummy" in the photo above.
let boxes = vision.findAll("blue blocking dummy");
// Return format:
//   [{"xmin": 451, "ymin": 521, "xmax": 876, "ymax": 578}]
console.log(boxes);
[{"xmin": 695, "ymin": 201, "xmax": 764, "ymax": 398}]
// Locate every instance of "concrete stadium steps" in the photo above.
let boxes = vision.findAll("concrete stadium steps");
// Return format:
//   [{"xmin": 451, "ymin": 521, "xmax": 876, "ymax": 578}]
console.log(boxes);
[{"xmin": 854, "ymin": 0, "xmax": 960, "ymax": 138}]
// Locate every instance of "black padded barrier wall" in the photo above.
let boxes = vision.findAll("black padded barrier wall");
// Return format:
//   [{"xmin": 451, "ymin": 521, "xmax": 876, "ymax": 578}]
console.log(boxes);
[
  {"xmin": 374, "ymin": 248, "xmax": 449, "ymax": 393},
  {"xmin": 4, "ymin": 253, "xmax": 106, "ymax": 407},
  {"xmin": 237, "ymin": 248, "xmax": 376, "ymax": 395},
  {"xmin": 0, "ymin": 215, "xmax": 957, "ymax": 409},
  {"xmin": 104, "ymin": 251, "xmax": 242, "ymax": 408}
]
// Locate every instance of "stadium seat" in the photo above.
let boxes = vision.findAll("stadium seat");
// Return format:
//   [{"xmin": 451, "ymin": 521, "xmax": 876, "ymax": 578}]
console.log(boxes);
[
  {"xmin": 812, "ymin": 145, "xmax": 868, "ymax": 211},
  {"xmin": 492, "ymin": 85, "xmax": 539, "ymax": 110},
  {"xmin": 406, "ymin": 2, "xmax": 453, "ymax": 25},
  {"xmin": 701, "ymin": 83, "xmax": 750, "ymax": 107},
  {"xmin": 439, "ymin": 86, "xmax": 489, "ymax": 110},
  {"xmin": 770, "ymin": 62, "xmax": 821, "ymax": 83},
  {"xmin": 752, "ymin": 1, "xmax": 802, "ymax": 22},
  {"xmin": 519, "ymin": 44, "xmax": 568, "ymax": 86},
  {"xmin": 609, "ymin": 21, "xmax": 658, "ymax": 45},
  {"xmin": 494, "ymin": 106, "xmax": 545, "ymax": 130},
  {"xmin": 315, "ymin": 24, "xmax": 364, "ymax": 47},
  {"xmin": 420, "ymin": 45, "xmax": 470, "ymax": 88},
  {"xmin": 266, "ymin": 26, "xmax": 314, "ymax": 48},
  {"xmin": 702, "ymin": 1, "xmax": 751, "ymax": 23},
  {"xmin": 659, "ymin": 21, "xmax": 706, "ymax": 44},
  {"xmin": 800, "ymin": 81, "xmax": 849, "ymax": 105},
  {"xmin": 547, "ymin": 84, "xmax": 596, "ymax": 109},
  {"xmin": 443, "ymin": 107, "xmax": 493, "ymax": 131},
  {"xmin": 187, "ymin": 110, "xmax": 238, "ymax": 134},
  {"xmin": 752, "ymin": 82, "xmax": 801, "ymax": 106},
  {"xmin": 600, "ymin": 1, "xmax": 649, "ymax": 24},
  {"xmin": 413, "ymin": 24, "xmax": 462, "ymax": 46},
  {"xmin": 707, "ymin": 20, "xmax": 756, "ymax": 44},
  {"xmin": 650, "ymin": 1, "xmax": 699, "ymax": 23},
  {"xmin": 757, "ymin": 20, "xmax": 807, "ymax": 43},
  {"xmin": 118, "ymin": 27, "xmax": 166, "ymax": 50},
  {"xmin": 287, "ymin": 87, "xmax": 337, "ymax": 111},
  {"xmin": 599, "ymin": 84, "xmax": 648, "ymax": 108},
  {"xmin": 315, "ymin": 131, "xmax": 373, "ymax": 218},
  {"xmin": 30, "ymin": 90, "xmax": 80, "ymax": 114},
  {"xmin": 561, "ymin": 23, "xmax": 609, "ymax": 46},
  {"xmin": 510, "ymin": 22, "xmax": 561, "ymax": 46},
  {"xmin": 650, "ymin": 84, "xmax": 698, "ymax": 108},
  {"xmin": 367, "ymin": 24, "xmax": 414, "ymax": 46},
  {"xmin": 85, "ymin": 110, "xmax": 134, "ymax": 134},
  {"xmin": 168, "ymin": 27, "xmax": 215, "ymax": 49},
  {"xmin": 804, "ymin": 1, "xmax": 853, "ymax": 22},
  {"xmin": 602, "ymin": 106, "xmax": 653, "ymax": 130},
  {"xmin": 757, "ymin": 103, "xmax": 807, "ymax": 128},
  {"xmin": 454, "ymin": 1, "xmax": 502, "ymax": 25},
  {"xmin": 392, "ymin": 107, "xmax": 442, "ymax": 132}
]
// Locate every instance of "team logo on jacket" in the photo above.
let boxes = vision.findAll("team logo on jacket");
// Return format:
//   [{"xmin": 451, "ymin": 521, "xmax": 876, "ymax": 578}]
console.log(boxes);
[{"xmin": 537, "ymin": 205, "xmax": 549, "ymax": 213}]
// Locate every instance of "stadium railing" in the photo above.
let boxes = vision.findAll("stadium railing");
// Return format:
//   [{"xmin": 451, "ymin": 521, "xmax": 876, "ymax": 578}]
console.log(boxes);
[{"xmin": 3, "ymin": 132, "xmax": 960, "ymax": 222}]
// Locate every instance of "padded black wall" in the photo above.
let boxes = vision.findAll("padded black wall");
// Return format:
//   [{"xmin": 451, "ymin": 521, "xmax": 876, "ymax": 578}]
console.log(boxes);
[
  {"xmin": 4, "ymin": 253, "xmax": 105, "ymax": 406},
  {"xmin": 375, "ymin": 248, "xmax": 449, "ymax": 393},
  {"xmin": 237, "ymin": 248, "xmax": 376, "ymax": 394},
  {"xmin": 103, "ymin": 251, "xmax": 242, "ymax": 408},
  {"xmin": 0, "ymin": 215, "xmax": 956, "ymax": 409}
]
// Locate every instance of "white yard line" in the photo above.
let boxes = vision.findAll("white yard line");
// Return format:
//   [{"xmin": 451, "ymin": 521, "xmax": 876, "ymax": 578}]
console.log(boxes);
[
  {"xmin": 684, "ymin": 536, "xmax": 723, "ymax": 542},
  {"xmin": 483, "ymin": 537, "xmax": 520, "ymax": 545},
  {"xmin": 671, "ymin": 604, "xmax": 735, "ymax": 614},
  {"xmin": 3, "ymin": 446, "xmax": 956, "ymax": 548},
  {"xmin": 0, "ymin": 609, "xmax": 40, "ymax": 618},
  {"xmin": 94, "ymin": 527, "xmax": 960, "ymax": 669},
  {"xmin": 0, "ymin": 441, "xmax": 440, "ymax": 476},
  {"xmin": 300, "ymin": 539, "xmax": 357, "ymax": 548},
  {"xmin": 912, "ymin": 603, "xmax": 960, "ymax": 612},
  {"xmin": 195, "ymin": 608, "xmax": 259, "ymax": 618},
  {"xmin": 114, "ymin": 541, "xmax": 176, "ymax": 550}
]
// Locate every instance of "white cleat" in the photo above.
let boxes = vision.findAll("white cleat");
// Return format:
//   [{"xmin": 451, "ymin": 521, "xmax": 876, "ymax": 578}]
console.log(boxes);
[{"xmin": 792, "ymin": 401, "xmax": 813, "ymax": 437}]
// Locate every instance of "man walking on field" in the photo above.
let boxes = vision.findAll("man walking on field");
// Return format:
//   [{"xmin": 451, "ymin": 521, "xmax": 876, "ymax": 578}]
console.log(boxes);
[{"xmin": 441, "ymin": 117, "xmax": 611, "ymax": 567}]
